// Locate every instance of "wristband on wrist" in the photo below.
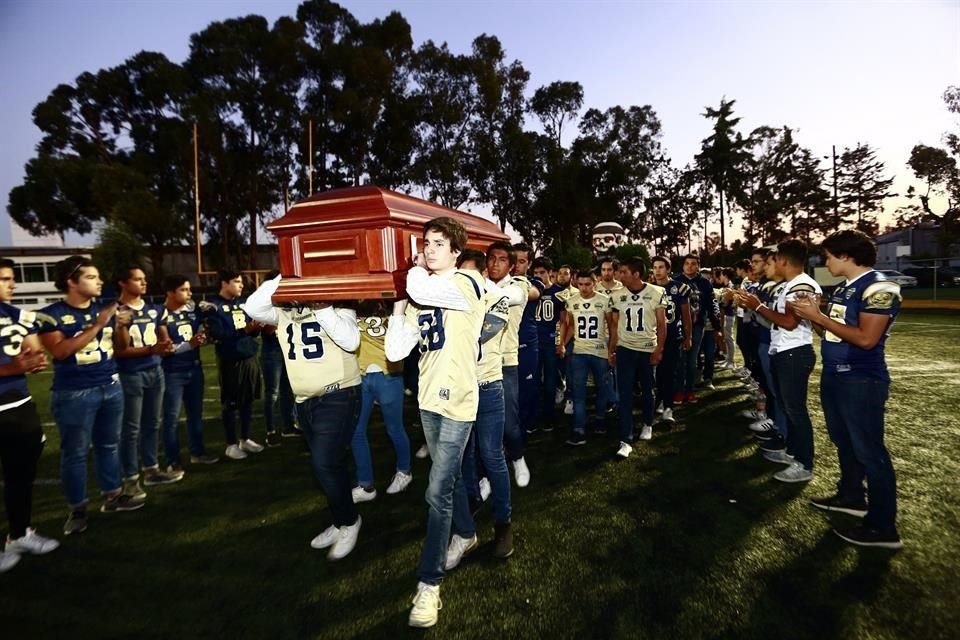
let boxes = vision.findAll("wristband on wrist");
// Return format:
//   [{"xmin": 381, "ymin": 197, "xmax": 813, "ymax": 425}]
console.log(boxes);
[{"xmin": 756, "ymin": 303, "xmax": 767, "ymax": 313}]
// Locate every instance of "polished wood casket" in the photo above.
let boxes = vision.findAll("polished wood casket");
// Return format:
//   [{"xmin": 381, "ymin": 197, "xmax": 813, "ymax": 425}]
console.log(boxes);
[{"xmin": 266, "ymin": 186, "xmax": 509, "ymax": 302}]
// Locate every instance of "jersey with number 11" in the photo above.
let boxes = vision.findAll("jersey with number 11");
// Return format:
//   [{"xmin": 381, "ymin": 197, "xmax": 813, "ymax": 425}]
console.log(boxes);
[{"xmin": 611, "ymin": 284, "xmax": 667, "ymax": 352}]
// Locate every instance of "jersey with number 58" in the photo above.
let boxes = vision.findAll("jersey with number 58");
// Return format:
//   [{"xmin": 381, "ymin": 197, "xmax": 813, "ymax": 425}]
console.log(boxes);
[
  {"xmin": 37, "ymin": 300, "xmax": 117, "ymax": 391},
  {"xmin": 276, "ymin": 307, "xmax": 361, "ymax": 402}
]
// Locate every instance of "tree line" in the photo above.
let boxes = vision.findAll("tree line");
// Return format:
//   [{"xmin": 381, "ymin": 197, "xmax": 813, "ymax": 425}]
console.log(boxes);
[{"xmin": 8, "ymin": 0, "xmax": 960, "ymax": 275}]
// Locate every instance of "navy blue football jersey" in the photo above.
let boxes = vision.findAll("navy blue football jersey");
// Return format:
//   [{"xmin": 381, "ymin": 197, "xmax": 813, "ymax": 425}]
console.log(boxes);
[
  {"xmin": 535, "ymin": 283, "xmax": 564, "ymax": 344},
  {"xmin": 38, "ymin": 301, "xmax": 117, "ymax": 391},
  {"xmin": 0, "ymin": 302, "xmax": 39, "ymax": 401},
  {"xmin": 162, "ymin": 304, "xmax": 202, "ymax": 373},
  {"xmin": 662, "ymin": 278, "xmax": 691, "ymax": 340},
  {"xmin": 116, "ymin": 301, "xmax": 167, "ymax": 374}
]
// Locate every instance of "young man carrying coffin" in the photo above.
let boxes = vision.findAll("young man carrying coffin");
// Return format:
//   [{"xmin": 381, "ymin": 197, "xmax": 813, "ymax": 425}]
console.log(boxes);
[
  {"xmin": 384, "ymin": 217, "xmax": 486, "ymax": 629},
  {"xmin": 242, "ymin": 276, "xmax": 363, "ymax": 561}
]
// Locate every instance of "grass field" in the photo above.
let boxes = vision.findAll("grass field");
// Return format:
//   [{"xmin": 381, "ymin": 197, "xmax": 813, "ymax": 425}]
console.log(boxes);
[{"xmin": 1, "ymin": 311, "xmax": 958, "ymax": 639}]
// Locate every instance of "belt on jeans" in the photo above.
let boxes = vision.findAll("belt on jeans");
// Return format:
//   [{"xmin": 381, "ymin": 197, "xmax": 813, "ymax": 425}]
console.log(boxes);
[{"xmin": 479, "ymin": 380, "xmax": 500, "ymax": 388}]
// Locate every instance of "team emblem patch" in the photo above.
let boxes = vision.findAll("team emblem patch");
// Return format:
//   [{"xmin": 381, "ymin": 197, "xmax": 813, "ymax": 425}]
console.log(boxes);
[
  {"xmin": 439, "ymin": 388, "xmax": 450, "ymax": 400},
  {"xmin": 222, "ymin": 305, "xmax": 230, "ymax": 312},
  {"xmin": 148, "ymin": 309, "xmax": 158, "ymax": 319},
  {"xmin": 583, "ymin": 303, "xmax": 591, "ymax": 309},
  {"xmin": 61, "ymin": 315, "xmax": 75, "ymax": 324},
  {"xmin": 632, "ymin": 294, "xmax": 640, "ymax": 301},
  {"xmin": 865, "ymin": 291, "xmax": 896, "ymax": 310}
]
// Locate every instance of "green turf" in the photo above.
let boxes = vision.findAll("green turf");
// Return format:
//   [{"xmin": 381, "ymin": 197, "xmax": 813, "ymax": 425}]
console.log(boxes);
[{"xmin": 1, "ymin": 311, "xmax": 958, "ymax": 639}]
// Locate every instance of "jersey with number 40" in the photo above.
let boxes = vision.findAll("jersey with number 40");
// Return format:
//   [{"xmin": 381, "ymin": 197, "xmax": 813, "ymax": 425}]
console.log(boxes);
[{"xmin": 276, "ymin": 307, "xmax": 361, "ymax": 402}]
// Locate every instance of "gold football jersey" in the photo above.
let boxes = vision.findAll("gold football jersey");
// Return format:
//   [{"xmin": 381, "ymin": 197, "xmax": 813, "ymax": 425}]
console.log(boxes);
[
  {"xmin": 477, "ymin": 289, "xmax": 511, "ymax": 383},
  {"xmin": 500, "ymin": 276, "xmax": 531, "ymax": 367},
  {"xmin": 276, "ymin": 307, "xmax": 361, "ymax": 402},
  {"xmin": 610, "ymin": 284, "xmax": 667, "ymax": 352},
  {"xmin": 357, "ymin": 316, "xmax": 403, "ymax": 375},
  {"xmin": 566, "ymin": 293, "xmax": 612, "ymax": 356}
]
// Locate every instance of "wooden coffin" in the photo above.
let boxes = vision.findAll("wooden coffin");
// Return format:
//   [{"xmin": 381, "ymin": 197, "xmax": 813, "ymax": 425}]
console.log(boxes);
[{"xmin": 266, "ymin": 186, "xmax": 509, "ymax": 302}]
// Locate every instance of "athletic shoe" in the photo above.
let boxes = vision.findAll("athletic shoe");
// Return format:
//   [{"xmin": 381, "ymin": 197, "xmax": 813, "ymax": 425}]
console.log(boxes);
[
  {"xmin": 555, "ymin": 387, "xmax": 565, "ymax": 405},
  {"xmin": 100, "ymin": 493, "xmax": 146, "ymax": 513},
  {"xmin": 265, "ymin": 431, "xmax": 282, "ymax": 447},
  {"xmin": 310, "ymin": 525, "xmax": 338, "ymax": 550},
  {"xmin": 735, "ymin": 367, "xmax": 751, "ymax": 378},
  {"xmin": 810, "ymin": 494, "xmax": 868, "ymax": 518},
  {"xmin": 656, "ymin": 402, "xmax": 664, "ymax": 414},
  {"xmin": 328, "ymin": 516, "xmax": 361, "ymax": 561},
  {"xmin": 740, "ymin": 409, "xmax": 765, "ymax": 420},
  {"xmin": 190, "ymin": 454, "xmax": 220, "ymax": 465},
  {"xmin": 616, "ymin": 441, "xmax": 633, "ymax": 459},
  {"xmin": 525, "ymin": 426, "xmax": 539, "ymax": 435},
  {"xmin": 757, "ymin": 433, "xmax": 786, "ymax": 451},
  {"xmin": 773, "ymin": 462, "xmax": 813, "ymax": 483},
  {"xmin": 122, "ymin": 476, "xmax": 148, "ymax": 500},
  {"xmin": 833, "ymin": 525, "xmax": 903, "ymax": 550},
  {"xmin": 638, "ymin": 425, "xmax": 653, "ymax": 441},
  {"xmin": 702, "ymin": 380, "xmax": 716, "ymax": 391},
  {"xmin": 493, "ymin": 522, "xmax": 514, "ymax": 559},
  {"xmin": 565, "ymin": 431, "xmax": 587, "ymax": 446},
  {"xmin": 512, "ymin": 457, "xmax": 530, "ymax": 488},
  {"xmin": 564, "ymin": 399, "xmax": 574, "ymax": 415},
  {"xmin": 281, "ymin": 427, "xmax": 303, "ymax": 438},
  {"xmin": 762, "ymin": 450, "xmax": 795, "ymax": 465},
  {"xmin": 478, "ymin": 477, "xmax": 491, "ymax": 502},
  {"xmin": 444, "ymin": 533, "xmax": 478, "ymax": 570},
  {"xmin": 351, "ymin": 486, "xmax": 377, "ymax": 503},
  {"xmin": 686, "ymin": 392, "xmax": 698, "ymax": 404},
  {"xmin": 63, "ymin": 509, "xmax": 87, "ymax": 536},
  {"xmin": 749, "ymin": 418, "xmax": 776, "ymax": 433},
  {"xmin": 0, "ymin": 551, "xmax": 20, "ymax": 573},
  {"xmin": 592, "ymin": 423, "xmax": 608, "ymax": 435},
  {"xmin": 143, "ymin": 468, "xmax": 182, "ymax": 486},
  {"xmin": 672, "ymin": 392, "xmax": 685, "ymax": 405},
  {"xmin": 408, "ymin": 582, "xmax": 442, "ymax": 628},
  {"xmin": 404, "ymin": 388, "xmax": 413, "ymax": 397},
  {"xmin": 240, "ymin": 439, "xmax": 264, "ymax": 453},
  {"xmin": 415, "ymin": 444, "xmax": 430, "ymax": 459},
  {"xmin": 5, "ymin": 528, "xmax": 60, "ymax": 555},
  {"xmin": 225, "ymin": 444, "xmax": 247, "ymax": 460},
  {"xmin": 541, "ymin": 423, "xmax": 554, "ymax": 433},
  {"xmin": 166, "ymin": 465, "xmax": 186, "ymax": 480},
  {"xmin": 386, "ymin": 471, "xmax": 413, "ymax": 495},
  {"xmin": 660, "ymin": 408, "xmax": 675, "ymax": 423}
]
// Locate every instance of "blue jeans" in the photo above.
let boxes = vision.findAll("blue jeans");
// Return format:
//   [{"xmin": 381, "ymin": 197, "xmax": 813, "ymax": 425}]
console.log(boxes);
[
  {"xmin": 538, "ymin": 339, "xmax": 559, "ymax": 424},
  {"xmin": 418, "ymin": 410, "xmax": 474, "ymax": 586},
  {"xmin": 821, "ymin": 374, "xmax": 898, "ymax": 531},
  {"xmin": 701, "ymin": 330, "xmax": 716, "ymax": 382},
  {"xmin": 297, "ymin": 387, "xmax": 360, "ymax": 528},
  {"xmin": 162, "ymin": 365, "xmax": 206, "ymax": 465},
  {"xmin": 351, "ymin": 372, "xmax": 410, "ymax": 486},
  {"xmin": 678, "ymin": 325, "xmax": 705, "ymax": 393},
  {"xmin": 757, "ymin": 343, "xmax": 787, "ymax": 439},
  {"xmin": 261, "ymin": 345, "xmax": 296, "ymax": 433},
  {"xmin": 563, "ymin": 342, "xmax": 574, "ymax": 400},
  {"xmin": 770, "ymin": 345, "xmax": 816, "ymax": 469},
  {"xmin": 616, "ymin": 347, "xmax": 655, "ymax": 443},
  {"xmin": 518, "ymin": 343, "xmax": 539, "ymax": 432},
  {"xmin": 502, "ymin": 366, "xmax": 524, "ymax": 461},
  {"xmin": 120, "ymin": 366, "xmax": 165, "ymax": 478},
  {"xmin": 52, "ymin": 382, "xmax": 124, "ymax": 508},
  {"xmin": 571, "ymin": 354, "xmax": 610, "ymax": 434},
  {"xmin": 458, "ymin": 381, "xmax": 511, "ymax": 525}
]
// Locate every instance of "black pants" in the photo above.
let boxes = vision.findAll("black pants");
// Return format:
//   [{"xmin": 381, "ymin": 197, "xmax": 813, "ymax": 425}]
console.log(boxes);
[{"xmin": 0, "ymin": 400, "xmax": 45, "ymax": 539}]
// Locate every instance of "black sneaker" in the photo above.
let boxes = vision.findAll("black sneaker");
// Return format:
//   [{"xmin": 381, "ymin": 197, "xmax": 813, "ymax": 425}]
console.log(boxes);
[
  {"xmin": 64, "ymin": 509, "xmax": 88, "ymax": 536},
  {"xmin": 758, "ymin": 435, "xmax": 786, "ymax": 452},
  {"xmin": 540, "ymin": 423, "xmax": 554, "ymax": 433},
  {"xmin": 100, "ymin": 493, "xmax": 145, "ymax": 513},
  {"xmin": 493, "ymin": 522, "xmax": 514, "ymax": 559},
  {"xmin": 525, "ymin": 427, "xmax": 539, "ymax": 435},
  {"xmin": 565, "ymin": 432, "xmax": 587, "ymax": 447},
  {"xmin": 833, "ymin": 525, "xmax": 903, "ymax": 550},
  {"xmin": 809, "ymin": 494, "xmax": 868, "ymax": 518},
  {"xmin": 592, "ymin": 423, "xmax": 608, "ymax": 436},
  {"xmin": 281, "ymin": 427, "xmax": 303, "ymax": 438},
  {"xmin": 266, "ymin": 431, "xmax": 283, "ymax": 447}
]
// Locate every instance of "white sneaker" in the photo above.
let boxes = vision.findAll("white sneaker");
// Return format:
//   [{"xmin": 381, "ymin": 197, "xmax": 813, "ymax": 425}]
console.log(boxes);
[
  {"xmin": 0, "ymin": 550, "xmax": 20, "ymax": 573},
  {"xmin": 564, "ymin": 399, "xmax": 574, "ymax": 415},
  {"xmin": 5, "ymin": 528, "xmax": 60, "ymax": 555},
  {"xmin": 655, "ymin": 401, "xmax": 664, "ymax": 414},
  {"xmin": 512, "ymin": 457, "xmax": 530, "ymax": 488},
  {"xmin": 386, "ymin": 471, "xmax": 413, "ymax": 495},
  {"xmin": 735, "ymin": 368, "xmax": 751, "ymax": 378},
  {"xmin": 750, "ymin": 418, "xmax": 776, "ymax": 433},
  {"xmin": 763, "ymin": 450, "xmax": 795, "ymax": 465},
  {"xmin": 774, "ymin": 461, "xmax": 813, "ymax": 483},
  {"xmin": 328, "ymin": 516, "xmax": 361, "ymax": 561},
  {"xmin": 478, "ymin": 477, "xmax": 491, "ymax": 502},
  {"xmin": 702, "ymin": 381, "xmax": 716, "ymax": 391},
  {"xmin": 444, "ymin": 533, "xmax": 478, "ymax": 570},
  {"xmin": 352, "ymin": 486, "xmax": 377, "ymax": 503},
  {"xmin": 310, "ymin": 525, "xmax": 338, "ymax": 549},
  {"xmin": 415, "ymin": 444, "xmax": 430, "ymax": 459},
  {"xmin": 409, "ymin": 582, "xmax": 442, "ymax": 628},
  {"xmin": 404, "ymin": 388, "xmax": 413, "ymax": 397},
  {"xmin": 225, "ymin": 444, "xmax": 248, "ymax": 460},
  {"xmin": 555, "ymin": 387, "xmax": 565, "ymax": 405},
  {"xmin": 616, "ymin": 441, "xmax": 633, "ymax": 458},
  {"xmin": 740, "ymin": 409, "xmax": 765, "ymax": 420},
  {"xmin": 639, "ymin": 425, "xmax": 653, "ymax": 441},
  {"xmin": 240, "ymin": 438, "xmax": 264, "ymax": 453},
  {"xmin": 661, "ymin": 408, "xmax": 675, "ymax": 423}
]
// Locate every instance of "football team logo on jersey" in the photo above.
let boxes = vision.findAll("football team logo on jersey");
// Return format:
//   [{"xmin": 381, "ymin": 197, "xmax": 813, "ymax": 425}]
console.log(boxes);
[{"xmin": 439, "ymin": 388, "xmax": 450, "ymax": 400}]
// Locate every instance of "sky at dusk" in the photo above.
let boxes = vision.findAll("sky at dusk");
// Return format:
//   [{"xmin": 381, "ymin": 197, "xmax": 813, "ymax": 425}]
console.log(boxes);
[{"xmin": 1, "ymin": 0, "xmax": 958, "ymax": 247}]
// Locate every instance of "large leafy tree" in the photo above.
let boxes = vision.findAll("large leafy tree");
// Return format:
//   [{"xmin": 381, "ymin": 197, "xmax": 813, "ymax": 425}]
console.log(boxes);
[{"xmin": 835, "ymin": 143, "xmax": 895, "ymax": 236}]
